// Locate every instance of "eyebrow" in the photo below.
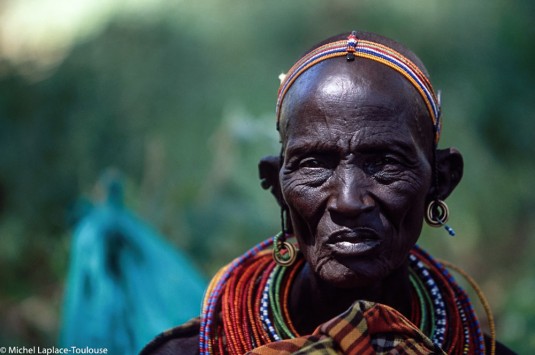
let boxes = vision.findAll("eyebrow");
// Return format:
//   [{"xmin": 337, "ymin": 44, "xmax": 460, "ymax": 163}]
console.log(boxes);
[
  {"xmin": 354, "ymin": 137, "xmax": 418, "ymax": 154},
  {"xmin": 284, "ymin": 135, "xmax": 421, "ymax": 160},
  {"xmin": 284, "ymin": 139, "xmax": 340, "ymax": 158}
]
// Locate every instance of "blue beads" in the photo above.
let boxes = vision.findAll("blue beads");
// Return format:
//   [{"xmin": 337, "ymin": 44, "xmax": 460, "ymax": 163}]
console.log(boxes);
[
  {"xmin": 410, "ymin": 254, "xmax": 447, "ymax": 347},
  {"xmin": 444, "ymin": 225, "xmax": 456, "ymax": 236},
  {"xmin": 260, "ymin": 272, "xmax": 281, "ymax": 341}
]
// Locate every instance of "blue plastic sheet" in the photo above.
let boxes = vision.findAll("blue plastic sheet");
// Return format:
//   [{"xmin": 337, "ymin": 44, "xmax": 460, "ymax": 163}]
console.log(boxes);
[{"xmin": 60, "ymin": 181, "xmax": 206, "ymax": 354}]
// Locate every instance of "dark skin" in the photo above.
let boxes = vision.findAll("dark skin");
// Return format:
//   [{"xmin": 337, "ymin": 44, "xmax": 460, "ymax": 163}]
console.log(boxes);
[
  {"xmin": 259, "ymin": 57, "xmax": 464, "ymax": 335},
  {"xmin": 144, "ymin": 36, "xmax": 515, "ymax": 354}
]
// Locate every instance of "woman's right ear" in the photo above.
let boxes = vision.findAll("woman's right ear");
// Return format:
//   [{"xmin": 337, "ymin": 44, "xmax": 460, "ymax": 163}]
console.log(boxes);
[{"xmin": 258, "ymin": 155, "xmax": 285, "ymax": 207}]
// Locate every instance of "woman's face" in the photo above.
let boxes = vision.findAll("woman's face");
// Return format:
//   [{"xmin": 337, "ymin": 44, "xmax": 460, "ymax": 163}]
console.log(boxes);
[{"xmin": 279, "ymin": 59, "xmax": 434, "ymax": 288}]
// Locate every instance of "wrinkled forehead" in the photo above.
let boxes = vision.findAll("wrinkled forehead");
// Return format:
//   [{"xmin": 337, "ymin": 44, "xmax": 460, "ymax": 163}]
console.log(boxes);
[{"xmin": 278, "ymin": 58, "xmax": 434, "ymax": 154}]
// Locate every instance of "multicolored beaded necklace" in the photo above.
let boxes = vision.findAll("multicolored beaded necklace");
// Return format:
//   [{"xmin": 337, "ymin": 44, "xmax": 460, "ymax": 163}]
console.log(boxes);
[{"xmin": 199, "ymin": 237, "xmax": 488, "ymax": 355}]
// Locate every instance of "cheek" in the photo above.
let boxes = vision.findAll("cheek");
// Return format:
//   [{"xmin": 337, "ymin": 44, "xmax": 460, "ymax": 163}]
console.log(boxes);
[
  {"xmin": 281, "ymin": 175, "xmax": 328, "ymax": 231},
  {"xmin": 378, "ymin": 172, "xmax": 430, "ymax": 225},
  {"xmin": 377, "ymin": 178, "xmax": 429, "ymax": 259}
]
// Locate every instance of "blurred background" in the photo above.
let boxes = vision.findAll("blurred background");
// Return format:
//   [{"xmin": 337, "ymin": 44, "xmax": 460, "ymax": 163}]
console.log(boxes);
[{"xmin": 0, "ymin": 0, "xmax": 533, "ymax": 353}]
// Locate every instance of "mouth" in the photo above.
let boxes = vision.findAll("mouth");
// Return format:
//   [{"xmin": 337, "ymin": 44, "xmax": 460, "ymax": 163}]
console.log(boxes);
[{"xmin": 326, "ymin": 228, "xmax": 381, "ymax": 257}]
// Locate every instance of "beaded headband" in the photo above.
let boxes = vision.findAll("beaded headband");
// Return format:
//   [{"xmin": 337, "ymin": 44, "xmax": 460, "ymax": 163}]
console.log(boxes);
[{"xmin": 276, "ymin": 31, "xmax": 442, "ymax": 144}]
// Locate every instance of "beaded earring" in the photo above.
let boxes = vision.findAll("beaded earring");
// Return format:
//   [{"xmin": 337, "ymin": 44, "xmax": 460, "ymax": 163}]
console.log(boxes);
[{"xmin": 425, "ymin": 199, "xmax": 455, "ymax": 236}]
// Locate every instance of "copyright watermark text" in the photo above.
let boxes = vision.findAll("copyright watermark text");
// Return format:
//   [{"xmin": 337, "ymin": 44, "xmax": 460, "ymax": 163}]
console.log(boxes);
[{"xmin": 0, "ymin": 347, "xmax": 108, "ymax": 354}]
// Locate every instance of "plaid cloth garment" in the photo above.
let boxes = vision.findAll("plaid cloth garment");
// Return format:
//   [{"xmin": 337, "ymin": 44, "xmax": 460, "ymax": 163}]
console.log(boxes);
[{"xmin": 247, "ymin": 300, "xmax": 445, "ymax": 355}]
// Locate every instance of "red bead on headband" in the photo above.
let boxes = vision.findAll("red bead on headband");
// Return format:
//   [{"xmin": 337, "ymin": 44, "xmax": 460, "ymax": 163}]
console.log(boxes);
[{"xmin": 276, "ymin": 32, "xmax": 442, "ymax": 144}]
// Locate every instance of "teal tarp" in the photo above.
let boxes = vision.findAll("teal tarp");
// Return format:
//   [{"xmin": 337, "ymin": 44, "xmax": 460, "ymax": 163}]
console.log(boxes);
[{"xmin": 60, "ymin": 182, "xmax": 206, "ymax": 354}]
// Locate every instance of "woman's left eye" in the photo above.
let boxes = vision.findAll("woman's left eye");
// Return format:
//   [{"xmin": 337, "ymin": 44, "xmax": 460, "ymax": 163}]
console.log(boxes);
[
  {"xmin": 365, "ymin": 156, "xmax": 401, "ymax": 173},
  {"xmin": 371, "ymin": 157, "xmax": 398, "ymax": 166},
  {"xmin": 377, "ymin": 157, "xmax": 398, "ymax": 166}
]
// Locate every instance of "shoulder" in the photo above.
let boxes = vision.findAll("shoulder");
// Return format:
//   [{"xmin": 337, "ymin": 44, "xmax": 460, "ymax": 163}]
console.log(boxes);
[
  {"xmin": 139, "ymin": 317, "xmax": 200, "ymax": 355},
  {"xmin": 485, "ymin": 334, "xmax": 517, "ymax": 355}
]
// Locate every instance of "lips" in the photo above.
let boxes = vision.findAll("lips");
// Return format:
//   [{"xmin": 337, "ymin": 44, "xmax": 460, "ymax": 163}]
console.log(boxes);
[{"xmin": 326, "ymin": 228, "xmax": 381, "ymax": 256}]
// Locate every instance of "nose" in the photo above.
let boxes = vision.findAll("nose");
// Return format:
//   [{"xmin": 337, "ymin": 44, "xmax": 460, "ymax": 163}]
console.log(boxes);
[{"xmin": 327, "ymin": 167, "xmax": 375, "ymax": 221}]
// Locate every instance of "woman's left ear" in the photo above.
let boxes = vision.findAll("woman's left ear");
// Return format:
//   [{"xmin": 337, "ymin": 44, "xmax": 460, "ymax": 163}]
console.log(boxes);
[
  {"xmin": 258, "ymin": 155, "xmax": 285, "ymax": 207},
  {"xmin": 428, "ymin": 147, "xmax": 464, "ymax": 201}
]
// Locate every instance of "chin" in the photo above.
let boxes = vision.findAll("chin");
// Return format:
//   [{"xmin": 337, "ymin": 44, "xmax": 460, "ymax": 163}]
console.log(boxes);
[{"xmin": 318, "ymin": 262, "xmax": 382, "ymax": 289}]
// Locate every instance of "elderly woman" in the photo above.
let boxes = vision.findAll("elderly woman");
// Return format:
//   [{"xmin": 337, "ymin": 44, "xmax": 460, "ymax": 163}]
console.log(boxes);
[{"xmin": 141, "ymin": 31, "xmax": 514, "ymax": 354}]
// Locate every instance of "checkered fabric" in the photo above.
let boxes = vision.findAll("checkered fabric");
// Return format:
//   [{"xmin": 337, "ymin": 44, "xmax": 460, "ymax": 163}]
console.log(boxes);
[{"xmin": 247, "ymin": 300, "xmax": 445, "ymax": 355}]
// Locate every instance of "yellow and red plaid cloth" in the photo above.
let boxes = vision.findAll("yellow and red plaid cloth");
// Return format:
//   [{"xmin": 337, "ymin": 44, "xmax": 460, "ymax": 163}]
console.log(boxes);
[{"xmin": 247, "ymin": 300, "xmax": 444, "ymax": 355}]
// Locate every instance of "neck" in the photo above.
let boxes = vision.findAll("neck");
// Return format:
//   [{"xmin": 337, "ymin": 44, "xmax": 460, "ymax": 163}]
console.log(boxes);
[{"xmin": 289, "ymin": 260, "xmax": 412, "ymax": 335}]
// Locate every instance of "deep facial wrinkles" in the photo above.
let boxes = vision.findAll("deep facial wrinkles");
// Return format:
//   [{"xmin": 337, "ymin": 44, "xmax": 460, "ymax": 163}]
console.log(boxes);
[{"xmin": 278, "ymin": 59, "xmax": 434, "ymax": 289}]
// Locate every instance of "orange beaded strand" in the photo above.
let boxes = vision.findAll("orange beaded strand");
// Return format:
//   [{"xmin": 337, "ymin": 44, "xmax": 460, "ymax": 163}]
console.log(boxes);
[{"xmin": 246, "ymin": 255, "xmax": 272, "ymax": 347}]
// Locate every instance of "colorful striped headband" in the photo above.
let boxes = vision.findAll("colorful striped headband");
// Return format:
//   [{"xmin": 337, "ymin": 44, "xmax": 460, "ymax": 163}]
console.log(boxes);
[{"xmin": 276, "ymin": 31, "xmax": 442, "ymax": 144}]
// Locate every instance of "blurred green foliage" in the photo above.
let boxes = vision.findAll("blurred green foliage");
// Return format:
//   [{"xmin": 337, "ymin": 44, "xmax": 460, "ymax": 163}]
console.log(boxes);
[{"xmin": 0, "ymin": 0, "xmax": 533, "ymax": 352}]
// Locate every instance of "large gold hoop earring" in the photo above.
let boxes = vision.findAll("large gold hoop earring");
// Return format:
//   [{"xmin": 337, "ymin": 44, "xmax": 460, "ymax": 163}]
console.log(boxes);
[
  {"xmin": 425, "ymin": 200, "xmax": 449, "ymax": 227},
  {"xmin": 425, "ymin": 200, "xmax": 455, "ymax": 236},
  {"xmin": 272, "ymin": 233, "xmax": 297, "ymax": 267}
]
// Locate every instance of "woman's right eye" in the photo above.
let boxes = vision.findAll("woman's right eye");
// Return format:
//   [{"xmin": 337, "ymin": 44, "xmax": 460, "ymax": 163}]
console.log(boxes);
[{"xmin": 299, "ymin": 157, "xmax": 326, "ymax": 168}]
